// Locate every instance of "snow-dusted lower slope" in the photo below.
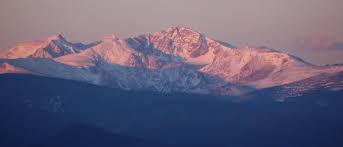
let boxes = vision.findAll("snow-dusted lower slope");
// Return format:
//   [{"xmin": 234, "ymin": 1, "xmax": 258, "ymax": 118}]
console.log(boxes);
[
  {"xmin": 276, "ymin": 71, "xmax": 343, "ymax": 99},
  {"xmin": 0, "ymin": 58, "xmax": 101, "ymax": 84},
  {"xmin": 0, "ymin": 26, "xmax": 342, "ymax": 96},
  {"xmin": 239, "ymin": 71, "xmax": 343, "ymax": 102},
  {"xmin": 0, "ymin": 62, "xmax": 30, "ymax": 74}
]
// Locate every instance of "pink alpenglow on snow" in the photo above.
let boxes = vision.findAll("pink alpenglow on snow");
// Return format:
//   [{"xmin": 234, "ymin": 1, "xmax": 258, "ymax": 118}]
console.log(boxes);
[{"xmin": 1, "ymin": 27, "xmax": 343, "ymax": 96}]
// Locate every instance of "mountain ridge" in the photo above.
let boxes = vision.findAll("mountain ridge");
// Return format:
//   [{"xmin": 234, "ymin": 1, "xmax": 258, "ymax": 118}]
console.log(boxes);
[{"xmin": 1, "ymin": 26, "xmax": 342, "ymax": 96}]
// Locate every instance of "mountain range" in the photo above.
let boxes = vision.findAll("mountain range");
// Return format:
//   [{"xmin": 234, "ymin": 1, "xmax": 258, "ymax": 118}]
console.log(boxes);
[{"xmin": 1, "ymin": 26, "xmax": 342, "ymax": 97}]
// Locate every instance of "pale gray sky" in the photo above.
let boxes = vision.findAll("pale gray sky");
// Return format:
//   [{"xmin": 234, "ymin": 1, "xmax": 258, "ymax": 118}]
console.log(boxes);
[{"xmin": 1, "ymin": 0, "xmax": 343, "ymax": 64}]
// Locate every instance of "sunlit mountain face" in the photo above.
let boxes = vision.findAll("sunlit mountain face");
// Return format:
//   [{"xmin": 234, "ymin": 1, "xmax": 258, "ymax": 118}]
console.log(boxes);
[{"xmin": 0, "ymin": 27, "xmax": 343, "ymax": 147}]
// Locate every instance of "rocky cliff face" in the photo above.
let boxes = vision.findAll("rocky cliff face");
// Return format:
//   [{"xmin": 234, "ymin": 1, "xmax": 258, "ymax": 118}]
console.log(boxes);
[{"xmin": 1, "ymin": 27, "xmax": 342, "ymax": 96}]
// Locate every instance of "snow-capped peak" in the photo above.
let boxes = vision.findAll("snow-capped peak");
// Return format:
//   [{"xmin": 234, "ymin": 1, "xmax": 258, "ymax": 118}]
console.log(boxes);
[
  {"xmin": 47, "ymin": 34, "xmax": 66, "ymax": 42},
  {"xmin": 164, "ymin": 26, "xmax": 200, "ymax": 35},
  {"xmin": 0, "ymin": 34, "xmax": 87, "ymax": 59},
  {"xmin": 102, "ymin": 34, "xmax": 119, "ymax": 41}
]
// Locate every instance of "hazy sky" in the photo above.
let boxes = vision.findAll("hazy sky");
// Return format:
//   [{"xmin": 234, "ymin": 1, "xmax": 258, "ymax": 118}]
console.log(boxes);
[{"xmin": 1, "ymin": 0, "xmax": 343, "ymax": 64}]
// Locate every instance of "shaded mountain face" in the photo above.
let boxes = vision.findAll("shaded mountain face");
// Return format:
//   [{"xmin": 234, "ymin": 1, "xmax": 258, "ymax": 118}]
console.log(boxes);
[
  {"xmin": 1, "ymin": 74, "xmax": 342, "ymax": 147},
  {"xmin": 33, "ymin": 124, "xmax": 165, "ymax": 147},
  {"xmin": 0, "ymin": 27, "xmax": 342, "ymax": 96}
]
